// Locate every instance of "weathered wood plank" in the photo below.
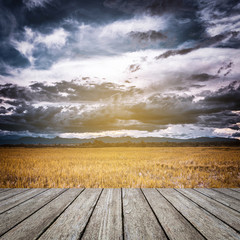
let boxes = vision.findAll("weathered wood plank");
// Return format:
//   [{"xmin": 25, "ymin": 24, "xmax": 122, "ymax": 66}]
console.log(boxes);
[
  {"xmin": 195, "ymin": 188, "xmax": 240, "ymax": 212},
  {"xmin": 0, "ymin": 188, "xmax": 46, "ymax": 214},
  {"xmin": 0, "ymin": 188, "xmax": 64, "ymax": 236},
  {"xmin": 1, "ymin": 189, "xmax": 83, "ymax": 240},
  {"xmin": 178, "ymin": 189, "xmax": 240, "ymax": 231},
  {"xmin": 230, "ymin": 188, "xmax": 240, "ymax": 193},
  {"xmin": 215, "ymin": 189, "xmax": 240, "ymax": 201},
  {"xmin": 0, "ymin": 189, "xmax": 10, "ymax": 194},
  {"xmin": 158, "ymin": 188, "xmax": 240, "ymax": 240},
  {"xmin": 39, "ymin": 188, "xmax": 102, "ymax": 240},
  {"xmin": 142, "ymin": 188, "xmax": 204, "ymax": 240},
  {"xmin": 0, "ymin": 189, "xmax": 29, "ymax": 202},
  {"xmin": 82, "ymin": 188, "xmax": 122, "ymax": 240},
  {"xmin": 122, "ymin": 188, "xmax": 167, "ymax": 240}
]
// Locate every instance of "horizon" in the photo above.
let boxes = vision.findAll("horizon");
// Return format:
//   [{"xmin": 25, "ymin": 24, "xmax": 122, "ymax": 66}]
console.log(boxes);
[{"xmin": 0, "ymin": 0, "xmax": 240, "ymax": 140}]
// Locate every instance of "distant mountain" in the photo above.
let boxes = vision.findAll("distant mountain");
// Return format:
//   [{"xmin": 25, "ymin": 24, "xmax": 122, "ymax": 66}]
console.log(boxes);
[{"xmin": 0, "ymin": 135, "xmax": 238, "ymax": 145}]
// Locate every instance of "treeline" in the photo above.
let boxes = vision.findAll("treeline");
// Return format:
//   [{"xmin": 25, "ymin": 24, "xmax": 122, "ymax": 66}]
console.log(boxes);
[{"xmin": 1, "ymin": 140, "xmax": 240, "ymax": 148}]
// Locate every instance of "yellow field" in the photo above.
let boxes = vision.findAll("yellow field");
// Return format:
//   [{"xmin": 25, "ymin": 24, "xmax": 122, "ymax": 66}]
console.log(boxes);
[{"xmin": 0, "ymin": 147, "xmax": 239, "ymax": 188}]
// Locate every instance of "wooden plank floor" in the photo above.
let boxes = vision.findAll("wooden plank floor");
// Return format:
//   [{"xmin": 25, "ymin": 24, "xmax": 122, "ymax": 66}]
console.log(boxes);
[{"xmin": 0, "ymin": 188, "xmax": 240, "ymax": 240}]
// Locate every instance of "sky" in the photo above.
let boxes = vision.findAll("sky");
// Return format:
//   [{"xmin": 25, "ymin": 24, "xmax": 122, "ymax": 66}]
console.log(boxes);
[{"xmin": 0, "ymin": 0, "xmax": 240, "ymax": 139}]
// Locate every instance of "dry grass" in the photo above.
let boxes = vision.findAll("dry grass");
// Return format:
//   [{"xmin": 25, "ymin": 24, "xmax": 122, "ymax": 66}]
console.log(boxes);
[{"xmin": 0, "ymin": 147, "xmax": 239, "ymax": 188}]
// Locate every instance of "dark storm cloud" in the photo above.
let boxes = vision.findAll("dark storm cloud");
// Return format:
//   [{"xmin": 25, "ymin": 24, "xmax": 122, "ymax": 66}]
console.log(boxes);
[
  {"xmin": 129, "ymin": 30, "xmax": 167, "ymax": 43},
  {"xmin": 203, "ymin": 81, "xmax": 240, "ymax": 109},
  {"xmin": 0, "ymin": 106, "xmax": 8, "ymax": 114},
  {"xmin": 0, "ymin": 0, "xmax": 130, "ymax": 75},
  {"xmin": 0, "ymin": 0, "xmax": 240, "ymax": 137},
  {"xmin": 0, "ymin": 84, "xmax": 34, "ymax": 101},
  {"xmin": 155, "ymin": 32, "xmax": 237, "ymax": 59},
  {"xmin": 0, "ymin": 81, "xmax": 141, "ymax": 102},
  {"xmin": 0, "ymin": 0, "xmax": 239, "ymax": 76},
  {"xmin": 232, "ymin": 132, "xmax": 240, "ymax": 137},
  {"xmin": 1, "ymin": 0, "xmax": 127, "ymax": 32},
  {"xmin": 0, "ymin": 102, "xmax": 63, "ymax": 132},
  {"xmin": 0, "ymin": 44, "xmax": 30, "ymax": 75},
  {"xmin": 229, "ymin": 124, "xmax": 240, "ymax": 130},
  {"xmin": 190, "ymin": 73, "xmax": 218, "ymax": 82},
  {"xmin": 217, "ymin": 61, "xmax": 233, "ymax": 76},
  {"xmin": 129, "ymin": 64, "xmax": 140, "ymax": 73},
  {"xmin": 199, "ymin": 111, "xmax": 240, "ymax": 129},
  {"xmin": 104, "ymin": 0, "xmax": 197, "ymax": 16},
  {"xmin": 1, "ymin": 80, "xmax": 239, "ymax": 133}
]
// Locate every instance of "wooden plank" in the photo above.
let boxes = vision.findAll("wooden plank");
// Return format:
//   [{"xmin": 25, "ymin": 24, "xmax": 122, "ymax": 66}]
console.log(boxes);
[
  {"xmin": 142, "ymin": 188, "xmax": 204, "ymax": 240},
  {"xmin": 177, "ymin": 189, "xmax": 240, "ymax": 232},
  {"xmin": 0, "ymin": 188, "xmax": 64, "ymax": 236},
  {"xmin": 39, "ymin": 188, "xmax": 102, "ymax": 240},
  {"xmin": 81, "ymin": 188, "xmax": 122, "ymax": 240},
  {"xmin": 214, "ymin": 189, "xmax": 240, "ymax": 201},
  {"xmin": 0, "ymin": 188, "xmax": 46, "ymax": 214},
  {"xmin": 158, "ymin": 188, "xmax": 240, "ymax": 240},
  {"xmin": 1, "ymin": 189, "xmax": 83, "ymax": 240},
  {"xmin": 122, "ymin": 188, "xmax": 167, "ymax": 240},
  {"xmin": 0, "ymin": 189, "xmax": 10, "ymax": 194},
  {"xmin": 195, "ymin": 188, "xmax": 240, "ymax": 212},
  {"xmin": 230, "ymin": 188, "xmax": 240, "ymax": 193},
  {"xmin": 0, "ymin": 189, "xmax": 29, "ymax": 202}
]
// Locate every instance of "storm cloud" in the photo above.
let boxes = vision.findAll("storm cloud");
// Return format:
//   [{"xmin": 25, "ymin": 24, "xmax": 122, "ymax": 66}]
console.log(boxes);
[{"xmin": 0, "ymin": 0, "xmax": 239, "ymax": 139}]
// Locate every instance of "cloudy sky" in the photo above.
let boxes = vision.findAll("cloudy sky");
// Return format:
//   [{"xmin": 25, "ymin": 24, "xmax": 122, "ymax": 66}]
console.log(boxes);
[{"xmin": 0, "ymin": 0, "xmax": 240, "ymax": 139}]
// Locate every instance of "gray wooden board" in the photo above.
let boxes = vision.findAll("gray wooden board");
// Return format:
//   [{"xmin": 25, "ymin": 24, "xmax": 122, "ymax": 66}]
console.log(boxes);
[
  {"xmin": 195, "ymin": 188, "xmax": 240, "ymax": 212},
  {"xmin": 0, "ymin": 189, "xmax": 29, "ymax": 202},
  {"xmin": 177, "ymin": 188, "xmax": 240, "ymax": 231},
  {"xmin": 82, "ymin": 188, "xmax": 122, "ymax": 240},
  {"xmin": 0, "ymin": 188, "xmax": 46, "ymax": 214},
  {"xmin": 1, "ymin": 189, "xmax": 83, "ymax": 240},
  {"xmin": 0, "ymin": 189, "xmax": 10, "ymax": 194},
  {"xmin": 215, "ymin": 188, "xmax": 240, "ymax": 201},
  {"xmin": 39, "ymin": 188, "xmax": 102, "ymax": 240},
  {"xmin": 0, "ymin": 188, "xmax": 64, "ymax": 236},
  {"xmin": 231, "ymin": 188, "xmax": 240, "ymax": 193},
  {"xmin": 158, "ymin": 188, "xmax": 240, "ymax": 240},
  {"xmin": 122, "ymin": 188, "xmax": 167, "ymax": 240},
  {"xmin": 142, "ymin": 188, "xmax": 204, "ymax": 240}
]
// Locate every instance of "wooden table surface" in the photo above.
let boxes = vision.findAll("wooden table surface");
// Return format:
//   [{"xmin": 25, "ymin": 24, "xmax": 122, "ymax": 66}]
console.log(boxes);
[{"xmin": 0, "ymin": 188, "xmax": 239, "ymax": 240}]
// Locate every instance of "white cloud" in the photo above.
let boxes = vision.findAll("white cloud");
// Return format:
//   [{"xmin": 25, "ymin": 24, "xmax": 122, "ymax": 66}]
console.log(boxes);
[
  {"xmin": 35, "ymin": 28, "xmax": 69, "ymax": 49},
  {"xmin": 12, "ymin": 27, "xmax": 69, "ymax": 65},
  {"xmin": 2, "ymin": 47, "xmax": 240, "ymax": 96},
  {"xmin": 198, "ymin": 1, "xmax": 240, "ymax": 36},
  {"xmin": 214, "ymin": 127, "xmax": 240, "ymax": 139},
  {"xmin": 73, "ymin": 15, "xmax": 167, "ymax": 55},
  {"xmin": 58, "ymin": 124, "xmax": 217, "ymax": 139},
  {"xmin": 99, "ymin": 15, "xmax": 167, "ymax": 37}
]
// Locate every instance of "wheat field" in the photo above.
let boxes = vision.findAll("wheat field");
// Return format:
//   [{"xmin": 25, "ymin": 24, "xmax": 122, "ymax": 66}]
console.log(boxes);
[{"xmin": 0, "ymin": 147, "xmax": 239, "ymax": 188}]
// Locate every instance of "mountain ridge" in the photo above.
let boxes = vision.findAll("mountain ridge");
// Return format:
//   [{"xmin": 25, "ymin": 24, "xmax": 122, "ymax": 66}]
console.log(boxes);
[{"xmin": 0, "ymin": 136, "xmax": 239, "ymax": 145}]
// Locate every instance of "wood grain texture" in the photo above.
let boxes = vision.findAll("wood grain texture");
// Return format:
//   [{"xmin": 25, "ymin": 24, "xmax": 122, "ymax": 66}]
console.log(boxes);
[
  {"xmin": 1, "ymin": 189, "xmax": 82, "ymax": 240},
  {"xmin": 195, "ymin": 188, "xmax": 240, "ymax": 212},
  {"xmin": 0, "ymin": 189, "xmax": 28, "ymax": 202},
  {"xmin": 82, "ymin": 188, "xmax": 122, "ymax": 240},
  {"xmin": 215, "ymin": 188, "xmax": 240, "ymax": 201},
  {"xmin": 39, "ymin": 188, "xmax": 102, "ymax": 240},
  {"xmin": 178, "ymin": 188, "xmax": 240, "ymax": 231},
  {"xmin": 0, "ymin": 188, "xmax": 64, "ymax": 236},
  {"xmin": 158, "ymin": 188, "xmax": 240, "ymax": 240},
  {"xmin": 231, "ymin": 188, "xmax": 240, "ymax": 193},
  {"xmin": 0, "ymin": 188, "xmax": 239, "ymax": 240},
  {"xmin": 142, "ymin": 188, "xmax": 204, "ymax": 240},
  {"xmin": 122, "ymin": 188, "xmax": 167, "ymax": 240},
  {"xmin": 0, "ymin": 188, "xmax": 46, "ymax": 214},
  {"xmin": 0, "ymin": 189, "xmax": 10, "ymax": 194}
]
